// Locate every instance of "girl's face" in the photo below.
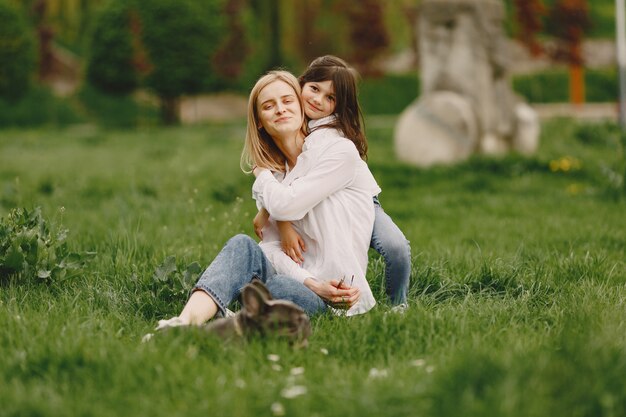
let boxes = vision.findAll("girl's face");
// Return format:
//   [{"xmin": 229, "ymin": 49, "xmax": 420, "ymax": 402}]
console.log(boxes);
[
  {"xmin": 301, "ymin": 81, "xmax": 336, "ymax": 119},
  {"xmin": 257, "ymin": 80, "xmax": 303, "ymax": 139}
]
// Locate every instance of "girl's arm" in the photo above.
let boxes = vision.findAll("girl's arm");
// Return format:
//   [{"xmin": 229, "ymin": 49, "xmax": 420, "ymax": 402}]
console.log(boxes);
[
  {"xmin": 252, "ymin": 208, "xmax": 270, "ymax": 239},
  {"xmin": 276, "ymin": 221, "xmax": 306, "ymax": 264},
  {"xmin": 252, "ymin": 141, "xmax": 359, "ymax": 221}
]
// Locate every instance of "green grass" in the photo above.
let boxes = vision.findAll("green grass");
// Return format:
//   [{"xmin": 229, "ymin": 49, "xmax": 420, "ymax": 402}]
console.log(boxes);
[{"xmin": 0, "ymin": 118, "xmax": 625, "ymax": 417}]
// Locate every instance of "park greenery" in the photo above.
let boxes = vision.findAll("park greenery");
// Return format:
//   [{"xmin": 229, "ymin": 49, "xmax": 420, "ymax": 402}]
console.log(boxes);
[
  {"xmin": 0, "ymin": 117, "xmax": 624, "ymax": 416},
  {"xmin": 0, "ymin": 0, "xmax": 622, "ymax": 127},
  {"xmin": 0, "ymin": 2, "xmax": 624, "ymax": 414}
]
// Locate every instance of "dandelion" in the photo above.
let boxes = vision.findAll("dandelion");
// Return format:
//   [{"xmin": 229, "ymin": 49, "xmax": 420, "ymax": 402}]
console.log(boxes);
[
  {"xmin": 290, "ymin": 367, "xmax": 305, "ymax": 376},
  {"xmin": 566, "ymin": 183, "xmax": 584, "ymax": 195},
  {"xmin": 410, "ymin": 359, "xmax": 425, "ymax": 367},
  {"xmin": 368, "ymin": 368, "xmax": 388, "ymax": 379},
  {"xmin": 267, "ymin": 354, "xmax": 280, "ymax": 362},
  {"xmin": 549, "ymin": 160, "xmax": 560, "ymax": 172},
  {"xmin": 186, "ymin": 345, "xmax": 198, "ymax": 359},
  {"xmin": 271, "ymin": 402, "xmax": 285, "ymax": 416},
  {"xmin": 281, "ymin": 385, "xmax": 308, "ymax": 399}
]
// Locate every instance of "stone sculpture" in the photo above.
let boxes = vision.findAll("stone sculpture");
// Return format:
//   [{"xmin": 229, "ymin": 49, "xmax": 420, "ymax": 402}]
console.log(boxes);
[{"xmin": 394, "ymin": 0, "xmax": 540, "ymax": 167}]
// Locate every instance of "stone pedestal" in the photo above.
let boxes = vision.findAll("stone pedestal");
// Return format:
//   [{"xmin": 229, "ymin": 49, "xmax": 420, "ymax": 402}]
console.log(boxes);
[{"xmin": 394, "ymin": 0, "xmax": 540, "ymax": 167}]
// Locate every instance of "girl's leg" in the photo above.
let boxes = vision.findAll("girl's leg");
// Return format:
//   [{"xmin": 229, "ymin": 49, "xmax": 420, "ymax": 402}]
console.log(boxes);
[
  {"xmin": 264, "ymin": 274, "xmax": 327, "ymax": 316},
  {"xmin": 370, "ymin": 197, "xmax": 411, "ymax": 305},
  {"xmin": 178, "ymin": 234, "xmax": 275, "ymax": 325}
]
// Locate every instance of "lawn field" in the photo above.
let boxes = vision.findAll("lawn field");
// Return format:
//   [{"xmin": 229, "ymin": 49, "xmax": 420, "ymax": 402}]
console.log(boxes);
[{"xmin": 0, "ymin": 118, "xmax": 625, "ymax": 417}]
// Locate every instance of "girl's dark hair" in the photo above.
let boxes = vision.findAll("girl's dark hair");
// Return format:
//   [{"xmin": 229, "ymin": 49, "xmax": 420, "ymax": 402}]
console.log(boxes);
[{"xmin": 298, "ymin": 55, "xmax": 368, "ymax": 160}]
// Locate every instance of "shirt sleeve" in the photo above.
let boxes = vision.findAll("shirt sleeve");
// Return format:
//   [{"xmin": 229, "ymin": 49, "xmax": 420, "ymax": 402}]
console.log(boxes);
[
  {"xmin": 259, "ymin": 241, "xmax": 314, "ymax": 284},
  {"xmin": 252, "ymin": 141, "xmax": 359, "ymax": 221}
]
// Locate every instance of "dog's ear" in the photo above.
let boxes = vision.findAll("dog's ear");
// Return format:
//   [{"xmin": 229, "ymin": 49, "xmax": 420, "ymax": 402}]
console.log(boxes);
[
  {"xmin": 241, "ymin": 284, "xmax": 267, "ymax": 317},
  {"xmin": 250, "ymin": 279, "xmax": 273, "ymax": 301}
]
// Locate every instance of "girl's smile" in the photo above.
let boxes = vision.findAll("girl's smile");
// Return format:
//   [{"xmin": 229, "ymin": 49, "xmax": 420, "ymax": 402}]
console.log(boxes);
[{"xmin": 302, "ymin": 81, "xmax": 336, "ymax": 119}]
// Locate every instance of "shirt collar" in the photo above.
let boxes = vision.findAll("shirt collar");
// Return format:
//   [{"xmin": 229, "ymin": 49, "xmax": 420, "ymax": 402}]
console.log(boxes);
[{"xmin": 308, "ymin": 115, "xmax": 336, "ymax": 129}]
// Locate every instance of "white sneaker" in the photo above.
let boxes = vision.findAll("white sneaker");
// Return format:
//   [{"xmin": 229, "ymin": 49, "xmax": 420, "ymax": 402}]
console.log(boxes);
[
  {"xmin": 141, "ymin": 317, "xmax": 189, "ymax": 343},
  {"xmin": 389, "ymin": 303, "xmax": 408, "ymax": 314},
  {"xmin": 155, "ymin": 316, "xmax": 188, "ymax": 331}
]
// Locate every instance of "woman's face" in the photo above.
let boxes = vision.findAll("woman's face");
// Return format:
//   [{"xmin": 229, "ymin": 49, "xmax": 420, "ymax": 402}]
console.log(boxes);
[
  {"xmin": 257, "ymin": 80, "xmax": 303, "ymax": 139},
  {"xmin": 301, "ymin": 81, "xmax": 336, "ymax": 120}
]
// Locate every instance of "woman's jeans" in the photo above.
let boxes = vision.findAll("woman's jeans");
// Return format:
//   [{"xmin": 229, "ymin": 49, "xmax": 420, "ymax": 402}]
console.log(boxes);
[
  {"xmin": 193, "ymin": 234, "xmax": 327, "ymax": 316},
  {"xmin": 370, "ymin": 196, "xmax": 411, "ymax": 305}
]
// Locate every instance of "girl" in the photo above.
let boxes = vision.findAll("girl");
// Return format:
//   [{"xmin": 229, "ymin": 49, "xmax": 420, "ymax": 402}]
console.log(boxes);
[{"xmin": 254, "ymin": 56, "xmax": 411, "ymax": 307}]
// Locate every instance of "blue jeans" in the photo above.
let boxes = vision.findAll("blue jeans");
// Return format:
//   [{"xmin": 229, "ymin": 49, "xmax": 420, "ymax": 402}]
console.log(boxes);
[
  {"xmin": 370, "ymin": 196, "xmax": 411, "ymax": 305},
  {"xmin": 193, "ymin": 234, "xmax": 327, "ymax": 316}
]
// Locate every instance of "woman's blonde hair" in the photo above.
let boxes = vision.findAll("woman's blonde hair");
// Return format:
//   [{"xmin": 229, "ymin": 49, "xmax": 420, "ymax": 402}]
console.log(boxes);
[{"xmin": 241, "ymin": 70, "xmax": 307, "ymax": 173}]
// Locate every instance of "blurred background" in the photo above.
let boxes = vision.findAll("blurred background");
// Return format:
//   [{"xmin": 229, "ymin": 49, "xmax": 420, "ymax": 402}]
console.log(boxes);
[{"xmin": 0, "ymin": 0, "xmax": 619, "ymax": 127}]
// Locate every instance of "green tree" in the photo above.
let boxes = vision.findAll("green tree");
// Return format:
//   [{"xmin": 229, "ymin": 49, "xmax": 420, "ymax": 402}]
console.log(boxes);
[
  {"xmin": 140, "ymin": 0, "xmax": 223, "ymax": 124},
  {"xmin": 86, "ymin": 0, "xmax": 224, "ymax": 124},
  {"xmin": 85, "ymin": 0, "xmax": 137, "ymax": 95},
  {"xmin": 0, "ymin": 1, "xmax": 36, "ymax": 101}
]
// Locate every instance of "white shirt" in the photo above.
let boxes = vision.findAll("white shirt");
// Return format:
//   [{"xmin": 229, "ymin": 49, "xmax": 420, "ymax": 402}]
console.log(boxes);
[{"xmin": 252, "ymin": 116, "xmax": 381, "ymax": 316}]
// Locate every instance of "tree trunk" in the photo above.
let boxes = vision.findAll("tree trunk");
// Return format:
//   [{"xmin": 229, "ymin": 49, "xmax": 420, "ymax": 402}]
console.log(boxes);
[
  {"xmin": 161, "ymin": 97, "xmax": 180, "ymax": 125},
  {"xmin": 569, "ymin": 64, "xmax": 585, "ymax": 105}
]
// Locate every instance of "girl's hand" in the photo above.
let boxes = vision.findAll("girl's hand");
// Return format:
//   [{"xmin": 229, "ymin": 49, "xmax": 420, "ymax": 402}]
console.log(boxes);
[
  {"xmin": 277, "ymin": 221, "xmax": 306, "ymax": 264},
  {"xmin": 253, "ymin": 208, "xmax": 270, "ymax": 240},
  {"xmin": 304, "ymin": 278, "xmax": 360, "ymax": 309}
]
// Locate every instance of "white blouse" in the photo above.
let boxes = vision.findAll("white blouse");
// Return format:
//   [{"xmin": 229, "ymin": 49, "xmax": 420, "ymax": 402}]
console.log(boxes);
[{"xmin": 252, "ymin": 116, "xmax": 381, "ymax": 316}]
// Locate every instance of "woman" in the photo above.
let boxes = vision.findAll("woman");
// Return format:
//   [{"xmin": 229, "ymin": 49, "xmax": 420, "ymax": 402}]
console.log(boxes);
[{"xmin": 155, "ymin": 70, "xmax": 378, "ymax": 329}]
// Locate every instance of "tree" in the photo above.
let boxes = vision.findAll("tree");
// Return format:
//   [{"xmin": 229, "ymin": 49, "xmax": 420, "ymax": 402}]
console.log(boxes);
[
  {"xmin": 513, "ymin": 0, "xmax": 546, "ymax": 56},
  {"xmin": 0, "ymin": 1, "xmax": 36, "ymax": 101},
  {"xmin": 339, "ymin": 0, "xmax": 390, "ymax": 76},
  {"xmin": 86, "ymin": 0, "xmax": 225, "ymax": 124},
  {"xmin": 85, "ymin": 0, "xmax": 137, "ymax": 95},
  {"xmin": 546, "ymin": 0, "xmax": 591, "ymax": 104},
  {"xmin": 213, "ymin": 0, "xmax": 249, "ymax": 81}
]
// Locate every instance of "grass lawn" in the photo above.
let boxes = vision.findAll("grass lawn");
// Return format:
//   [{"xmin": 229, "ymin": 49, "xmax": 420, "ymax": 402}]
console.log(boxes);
[{"xmin": 0, "ymin": 118, "xmax": 625, "ymax": 417}]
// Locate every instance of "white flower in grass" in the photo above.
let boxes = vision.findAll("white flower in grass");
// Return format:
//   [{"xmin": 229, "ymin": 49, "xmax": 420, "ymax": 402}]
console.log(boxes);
[
  {"xmin": 320, "ymin": 348, "xmax": 329, "ymax": 355},
  {"xmin": 290, "ymin": 367, "xmax": 305, "ymax": 376},
  {"xmin": 368, "ymin": 368, "xmax": 388, "ymax": 379},
  {"xmin": 271, "ymin": 364, "xmax": 282, "ymax": 372},
  {"xmin": 426, "ymin": 365, "xmax": 435, "ymax": 373},
  {"xmin": 281, "ymin": 385, "xmax": 307, "ymax": 399},
  {"xmin": 410, "ymin": 359, "xmax": 426, "ymax": 367},
  {"xmin": 267, "ymin": 354, "xmax": 280, "ymax": 362},
  {"xmin": 235, "ymin": 378, "xmax": 246, "ymax": 389},
  {"xmin": 271, "ymin": 402, "xmax": 285, "ymax": 416}
]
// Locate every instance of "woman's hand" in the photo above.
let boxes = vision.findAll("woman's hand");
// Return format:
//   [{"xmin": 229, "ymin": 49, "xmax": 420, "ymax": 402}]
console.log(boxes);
[
  {"xmin": 253, "ymin": 208, "xmax": 270, "ymax": 240},
  {"xmin": 277, "ymin": 221, "xmax": 306, "ymax": 264},
  {"xmin": 304, "ymin": 277, "xmax": 360, "ymax": 309}
]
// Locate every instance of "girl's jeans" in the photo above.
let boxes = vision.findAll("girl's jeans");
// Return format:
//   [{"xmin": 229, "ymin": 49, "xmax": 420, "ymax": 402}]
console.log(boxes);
[
  {"xmin": 370, "ymin": 196, "xmax": 411, "ymax": 305},
  {"xmin": 193, "ymin": 234, "xmax": 327, "ymax": 316}
]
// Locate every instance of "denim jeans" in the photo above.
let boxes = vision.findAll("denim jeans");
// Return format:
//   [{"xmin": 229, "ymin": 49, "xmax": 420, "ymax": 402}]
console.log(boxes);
[
  {"xmin": 370, "ymin": 196, "xmax": 411, "ymax": 305},
  {"xmin": 193, "ymin": 234, "xmax": 327, "ymax": 316}
]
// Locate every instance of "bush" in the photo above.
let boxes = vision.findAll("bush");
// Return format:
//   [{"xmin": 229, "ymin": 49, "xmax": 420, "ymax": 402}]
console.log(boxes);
[
  {"xmin": 359, "ymin": 73, "xmax": 420, "ymax": 115},
  {"xmin": 77, "ymin": 84, "xmax": 158, "ymax": 128},
  {"xmin": 0, "ymin": 86, "xmax": 83, "ymax": 128},
  {"xmin": 512, "ymin": 68, "xmax": 618, "ymax": 103},
  {"xmin": 0, "ymin": 1, "xmax": 36, "ymax": 101},
  {"xmin": 0, "ymin": 207, "xmax": 94, "ymax": 282}
]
